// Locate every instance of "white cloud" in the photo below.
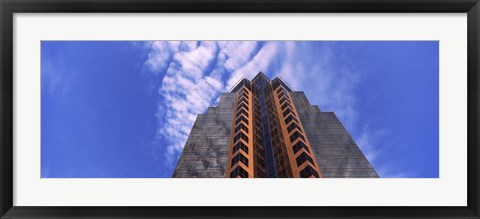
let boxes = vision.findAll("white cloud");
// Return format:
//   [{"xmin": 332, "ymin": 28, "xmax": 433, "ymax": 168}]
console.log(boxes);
[
  {"xmin": 145, "ymin": 41, "xmax": 227, "ymax": 166},
  {"xmin": 218, "ymin": 41, "xmax": 258, "ymax": 71},
  {"xmin": 144, "ymin": 41, "xmax": 180, "ymax": 73},
  {"xmin": 225, "ymin": 42, "xmax": 279, "ymax": 90},
  {"xmin": 356, "ymin": 125, "xmax": 390, "ymax": 164}
]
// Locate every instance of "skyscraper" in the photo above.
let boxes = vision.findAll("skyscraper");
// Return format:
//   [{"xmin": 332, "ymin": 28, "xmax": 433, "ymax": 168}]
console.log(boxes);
[{"xmin": 172, "ymin": 72, "xmax": 378, "ymax": 178}]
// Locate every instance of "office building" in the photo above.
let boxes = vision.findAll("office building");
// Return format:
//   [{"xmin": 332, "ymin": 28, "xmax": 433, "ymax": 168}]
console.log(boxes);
[{"xmin": 173, "ymin": 72, "xmax": 378, "ymax": 178}]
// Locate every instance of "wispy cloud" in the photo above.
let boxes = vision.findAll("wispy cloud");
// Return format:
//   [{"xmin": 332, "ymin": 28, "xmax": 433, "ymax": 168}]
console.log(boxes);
[
  {"xmin": 144, "ymin": 41, "xmax": 180, "ymax": 73},
  {"xmin": 145, "ymin": 41, "xmax": 218, "ymax": 165},
  {"xmin": 223, "ymin": 42, "xmax": 278, "ymax": 89},
  {"xmin": 356, "ymin": 125, "xmax": 390, "ymax": 165},
  {"xmin": 143, "ymin": 41, "xmax": 268, "ymax": 168}
]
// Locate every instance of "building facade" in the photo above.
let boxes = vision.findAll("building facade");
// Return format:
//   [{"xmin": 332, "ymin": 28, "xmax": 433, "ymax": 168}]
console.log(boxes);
[{"xmin": 172, "ymin": 72, "xmax": 378, "ymax": 178}]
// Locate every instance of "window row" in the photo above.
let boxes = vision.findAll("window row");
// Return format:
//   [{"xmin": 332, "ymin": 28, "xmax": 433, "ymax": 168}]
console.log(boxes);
[
  {"xmin": 277, "ymin": 86, "xmax": 288, "ymax": 99},
  {"xmin": 238, "ymin": 93, "xmax": 249, "ymax": 102},
  {"xmin": 279, "ymin": 96, "xmax": 296, "ymax": 136},
  {"xmin": 295, "ymin": 152, "xmax": 314, "ymax": 167},
  {"xmin": 279, "ymin": 96, "xmax": 290, "ymax": 105},
  {"xmin": 231, "ymin": 152, "xmax": 249, "ymax": 167},
  {"xmin": 234, "ymin": 132, "xmax": 249, "ymax": 143},
  {"xmin": 230, "ymin": 166, "xmax": 249, "ymax": 178},
  {"xmin": 292, "ymin": 140, "xmax": 310, "ymax": 154},
  {"xmin": 238, "ymin": 96, "xmax": 249, "ymax": 105},
  {"xmin": 233, "ymin": 141, "xmax": 249, "ymax": 154},
  {"xmin": 289, "ymin": 130, "xmax": 306, "ymax": 143},
  {"xmin": 238, "ymin": 102, "xmax": 249, "ymax": 111},
  {"xmin": 283, "ymin": 108, "xmax": 294, "ymax": 117},
  {"xmin": 234, "ymin": 123, "xmax": 248, "ymax": 134},
  {"xmin": 236, "ymin": 108, "xmax": 249, "ymax": 119},
  {"xmin": 235, "ymin": 115, "xmax": 249, "ymax": 126},
  {"xmin": 299, "ymin": 165, "xmax": 320, "ymax": 178},
  {"xmin": 281, "ymin": 101, "xmax": 292, "ymax": 111},
  {"xmin": 287, "ymin": 122, "xmax": 302, "ymax": 133},
  {"xmin": 238, "ymin": 88, "xmax": 249, "ymax": 97},
  {"xmin": 284, "ymin": 114, "xmax": 299, "ymax": 125}
]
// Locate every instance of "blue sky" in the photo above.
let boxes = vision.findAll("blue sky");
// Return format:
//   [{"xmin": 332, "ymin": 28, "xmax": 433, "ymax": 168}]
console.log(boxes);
[{"xmin": 41, "ymin": 41, "xmax": 439, "ymax": 178}]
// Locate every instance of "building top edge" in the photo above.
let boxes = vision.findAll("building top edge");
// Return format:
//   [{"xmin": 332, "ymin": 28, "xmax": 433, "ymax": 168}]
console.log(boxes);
[
  {"xmin": 273, "ymin": 76, "xmax": 295, "ymax": 92},
  {"xmin": 227, "ymin": 77, "xmax": 250, "ymax": 93},
  {"xmin": 227, "ymin": 72, "xmax": 296, "ymax": 93}
]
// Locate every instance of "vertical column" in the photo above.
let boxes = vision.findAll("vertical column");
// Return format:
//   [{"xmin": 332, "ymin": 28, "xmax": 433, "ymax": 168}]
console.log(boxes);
[
  {"xmin": 272, "ymin": 85, "xmax": 323, "ymax": 178},
  {"xmin": 226, "ymin": 85, "xmax": 255, "ymax": 178}
]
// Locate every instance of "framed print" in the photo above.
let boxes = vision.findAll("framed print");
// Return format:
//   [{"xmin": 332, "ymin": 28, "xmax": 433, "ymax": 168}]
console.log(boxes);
[{"xmin": 1, "ymin": 0, "xmax": 479, "ymax": 218}]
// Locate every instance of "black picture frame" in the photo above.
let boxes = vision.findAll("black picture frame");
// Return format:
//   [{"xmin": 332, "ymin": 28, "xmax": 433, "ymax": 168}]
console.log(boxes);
[{"xmin": 1, "ymin": 0, "xmax": 479, "ymax": 218}]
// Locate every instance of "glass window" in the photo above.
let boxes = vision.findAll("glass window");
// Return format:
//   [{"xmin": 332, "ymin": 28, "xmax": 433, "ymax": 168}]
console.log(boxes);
[
  {"xmin": 279, "ymin": 96, "xmax": 289, "ymax": 105},
  {"xmin": 238, "ymin": 92, "xmax": 247, "ymax": 100},
  {"xmin": 234, "ymin": 123, "xmax": 248, "ymax": 134},
  {"xmin": 281, "ymin": 102, "xmax": 292, "ymax": 111},
  {"xmin": 284, "ymin": 114, "xmax": 299, "ymax": 125},
  {"xmin": 283, "ymin": 108, "xmax": 294, "ymax": 117},
  {"xmin": 289, "ymin": 131, "xmax": 305, "ymax": 143},
  {"xmin": 236, "ymin": 108, "xmax": 249, "ymax": 118},
  {"xmin": 292, "ymin": 140, "xmax": 309, "ymax": 154},
  {"xmin": 238, "ymin": 97, "xmax": 249, "ymax": 105},
  {"xmin": 234, "ymin": 132, "xmax": 249, "ymax": 143},
  {"xmin": 233, "ymin": 142, "xmax": 249, "ymax": 154},
  {"xmin": 235, "ymin": 115, "xmax": 249, "ymax": 125},
  {"xmin": 230, "ymin": 166, "xmax": 249, "ymax": 178},
  {"xmin": 238, "ymin": 102, "xmax": 249, "ymax": 111},
  {"xmin": 232, "ymin": 153, "xmax": 249, "ymax": 167},
  {"xmin": 295, "ymin": 152, "xmax": 314, "ymax": 167},
  {"xmin": 299, "ymin": 165, "xmax": 319, "ymax": 178},
  {"xmin": 287, "ymin": 122, "xmax": 302, "ymax": 133}
]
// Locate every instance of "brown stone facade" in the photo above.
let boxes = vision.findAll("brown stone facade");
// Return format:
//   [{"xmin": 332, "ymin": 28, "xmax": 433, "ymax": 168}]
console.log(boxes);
[
  {"xmin": 272, "ymin": 84, "xmax": 322, "ymax": 178},
  {"xmin": 225, "ymin": 85, "xmax": 255, "ymax": 178},
  {"xmin": 225, "ymin": 73, "xmax": 322, "ymax": 178}
]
